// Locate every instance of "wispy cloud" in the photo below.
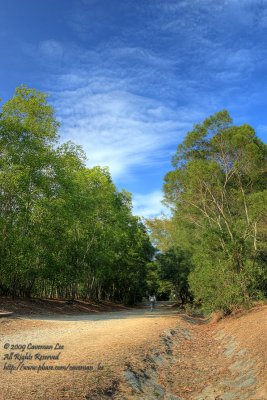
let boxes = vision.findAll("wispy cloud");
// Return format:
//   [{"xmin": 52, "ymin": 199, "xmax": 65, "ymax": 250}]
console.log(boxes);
[
  {"xmin": 132, "ymin": 190, "xmax": 169, "ymax": 218},
  {"xmin": 54, "ymin": 83, "xmax": 195, "ymax": 180},
  {"xmin": 13, "ymin": 0, "xmax": 267, "ymax": 217},
  {"xmin": 22, "ymin": 33, "xmax": 207, "ymax": 187}
]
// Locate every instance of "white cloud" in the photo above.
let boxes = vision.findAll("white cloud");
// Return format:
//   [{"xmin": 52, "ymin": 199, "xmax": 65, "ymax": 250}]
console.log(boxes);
[
  {"xmin": 54, "ymin": 83, "xmax": 197, "ymax": 181},
  {"xmin": 132, "ymin": 190, "xmax": 169, "ymax": 218},
  {"xmin": 21, "ymin": 0, "xmax": 267, "ymax": 219}
]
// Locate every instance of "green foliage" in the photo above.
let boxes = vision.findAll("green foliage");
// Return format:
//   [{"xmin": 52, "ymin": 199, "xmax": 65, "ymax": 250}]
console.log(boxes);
[
  {"xmin": 155, "ymin": 249, "xmax": 192, "ymax": 303},
  {"xmin": 0, "ymin": 86, "xmax": 154, "ymax": 302},
  {"xmin": 158, "ymin": 110, "xmax": 267, "ymax": 313}
]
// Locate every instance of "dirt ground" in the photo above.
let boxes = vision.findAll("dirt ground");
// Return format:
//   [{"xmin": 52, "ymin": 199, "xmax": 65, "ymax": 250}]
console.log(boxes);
[{"xmin": 0, "ymin": 299, "xmax": 266, "ymax": 400}]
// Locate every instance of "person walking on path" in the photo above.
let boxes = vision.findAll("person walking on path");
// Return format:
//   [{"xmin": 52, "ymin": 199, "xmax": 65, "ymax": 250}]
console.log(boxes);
[{"xmin": 149, "ymin": 294, "xmax": 156, "ymax": 311}]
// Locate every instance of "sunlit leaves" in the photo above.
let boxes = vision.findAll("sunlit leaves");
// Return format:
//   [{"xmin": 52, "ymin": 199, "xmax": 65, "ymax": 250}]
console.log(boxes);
[
  {"xmin": 162, "ymin": 110, "xmax": 267, "ymax": 313},
  {"xmin": 0, "ymin": 86, "xmax": 153, "ymax": 302}
]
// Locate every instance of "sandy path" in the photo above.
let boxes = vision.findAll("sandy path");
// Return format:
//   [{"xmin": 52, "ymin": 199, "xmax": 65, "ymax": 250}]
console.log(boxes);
[{"xmin": 0, "ymin": 305, "xmax": 181, "ymax": 400}]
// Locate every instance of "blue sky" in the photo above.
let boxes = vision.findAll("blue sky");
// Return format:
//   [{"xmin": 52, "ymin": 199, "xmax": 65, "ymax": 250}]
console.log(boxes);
[{"xmin": 1, "ymin": 0, "xmax": 267, "ymax": 218}]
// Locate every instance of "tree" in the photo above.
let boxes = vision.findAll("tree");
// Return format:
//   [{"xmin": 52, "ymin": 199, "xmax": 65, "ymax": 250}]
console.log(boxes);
[
  {"xmin": 0, "ymin": 86, "xmax": 59, "ymax": 297},
  {"xmin": 0, "ymin": 86, "xmax": 154, "ymax": 303},
  {"xmin": 163, "ymin": 110, "xmax": 267, "ymax": 313},
  {"xmin": 155, "ymin": 249, "xmax": 192, "ymax": 304}
]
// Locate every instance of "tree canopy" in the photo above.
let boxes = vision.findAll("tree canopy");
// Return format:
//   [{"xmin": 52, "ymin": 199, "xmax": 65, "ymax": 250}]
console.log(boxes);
[
  {"xmin": 0, "ymin": 86, "xmax": 154, "ymax": 303},
  {"xmin": 149, "ymin": 110, "xmax": 267, "ymax": 313}
]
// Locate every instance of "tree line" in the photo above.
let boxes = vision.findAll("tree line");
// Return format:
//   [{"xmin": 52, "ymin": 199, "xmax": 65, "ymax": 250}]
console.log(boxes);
[
  {"xmin": 0, "ymin": 86, "xmax": 154, "ymax": 303},
  {"xmin": 148, "ymin": 110, "xmax": 267, "ymax": 313},
  {"xmin": 1, "ymin": 87, "xmax": 266, "ymax": 313}
]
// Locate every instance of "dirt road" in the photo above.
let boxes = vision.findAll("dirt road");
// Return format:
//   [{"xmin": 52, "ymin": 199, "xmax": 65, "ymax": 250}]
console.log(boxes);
[
  {"xmin": 0, "ymin": 304, "xmax": 180, "ymax": 399},
  {"xmin": 0, "ymin": 304, "xmax": 266, "ymax": 400}
]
